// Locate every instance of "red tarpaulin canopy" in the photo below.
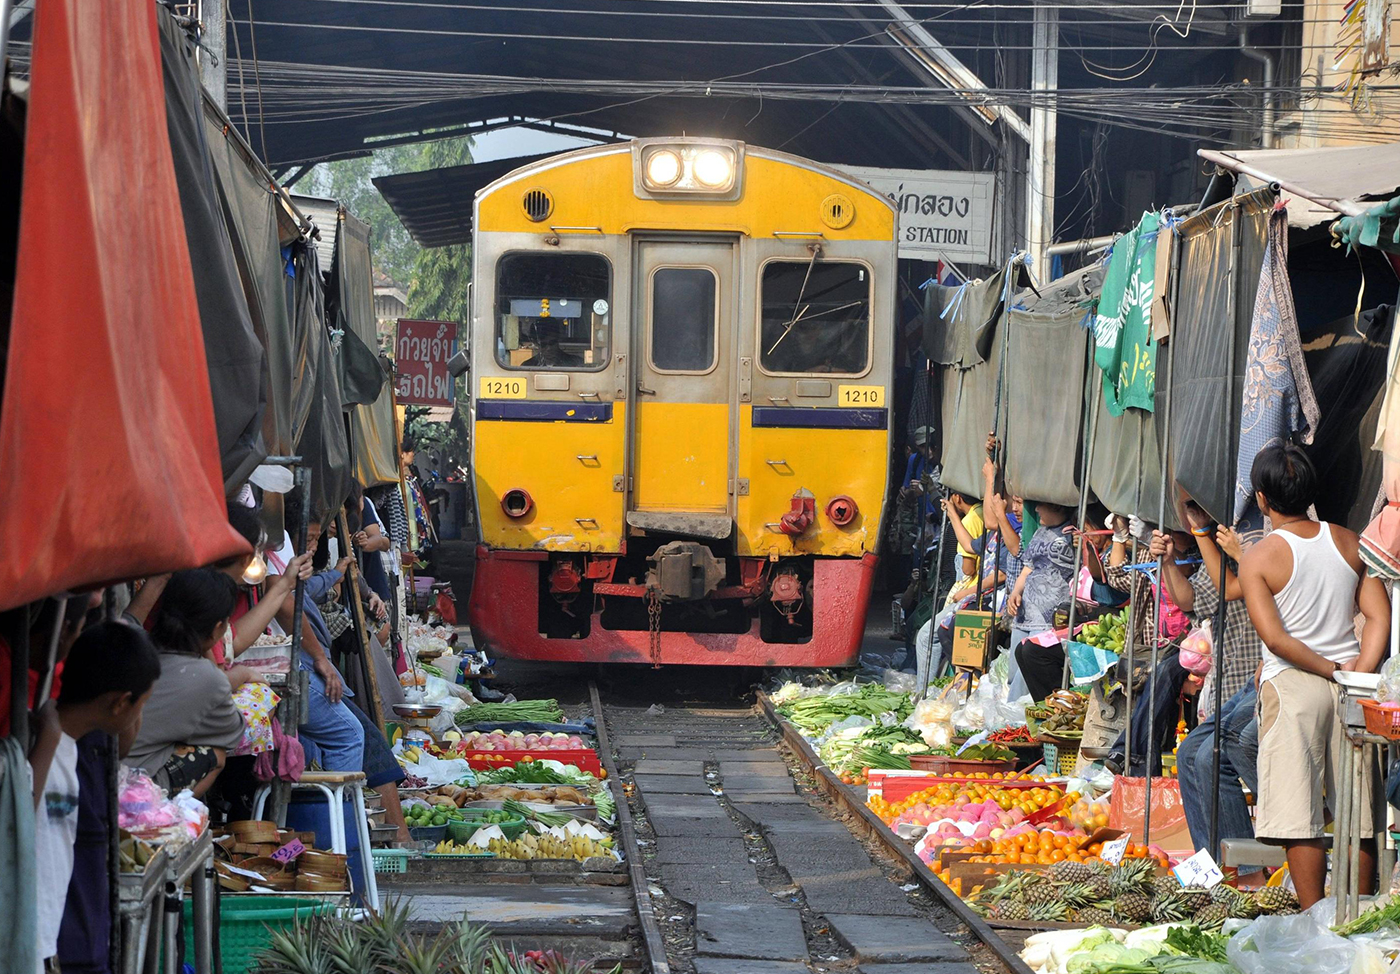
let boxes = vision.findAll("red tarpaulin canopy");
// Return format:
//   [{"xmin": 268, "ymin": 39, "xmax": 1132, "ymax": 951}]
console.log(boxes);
[{"xmin": 0, "ymin": 0, "xmax": 248, "ymax": 611}]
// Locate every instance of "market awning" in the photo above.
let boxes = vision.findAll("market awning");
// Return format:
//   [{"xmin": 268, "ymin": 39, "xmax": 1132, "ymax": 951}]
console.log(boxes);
[
  {"xmin": 0, "ymin": 0, "xmax": 248, "ymax": 611},
  {"xmin": 374, "ymin": 153, "xmax": 556, "ymax": 248},
  {"xmin": 1199, "ymin": 143, "xmax": 1400, "ymax": 229}
]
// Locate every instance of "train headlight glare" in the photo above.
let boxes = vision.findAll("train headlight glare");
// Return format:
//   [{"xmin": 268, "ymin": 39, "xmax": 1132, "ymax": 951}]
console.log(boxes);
[
  {"xmin": 692, "ymin": 149, "xmax": 732, "ymax": 188},
  {"xmin": 645, "ymin": 150, "xmax": 682, "ymax": 188}
]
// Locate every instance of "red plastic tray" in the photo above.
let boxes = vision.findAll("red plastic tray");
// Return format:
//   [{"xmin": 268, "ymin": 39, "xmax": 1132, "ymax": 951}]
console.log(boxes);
[{"xmin": 457, "ymin": 748, "xmax": 603, "ymax": 774}]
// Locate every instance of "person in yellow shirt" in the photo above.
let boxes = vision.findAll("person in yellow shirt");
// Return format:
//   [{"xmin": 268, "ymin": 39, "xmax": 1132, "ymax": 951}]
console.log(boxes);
[{"xmin": 941, "ymin": 492, "xmax": 984, "ymax": 590}]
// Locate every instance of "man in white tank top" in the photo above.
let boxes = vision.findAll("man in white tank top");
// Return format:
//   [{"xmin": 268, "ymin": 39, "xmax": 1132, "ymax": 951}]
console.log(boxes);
[{"xmin": 1238, "ymin": 444, "xmax": 1391, "ymax": 909}]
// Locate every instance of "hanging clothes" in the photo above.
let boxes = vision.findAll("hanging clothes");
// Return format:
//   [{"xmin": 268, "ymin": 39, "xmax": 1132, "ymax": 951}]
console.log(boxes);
[
  {"xmin": 1093, "ymin": 211, "xmax": 1162, "ymax": 416},
  {"xmin": 0, "ymin": 739, "xmax": 37, "ymax": 974},
  {"xmin": 1233, "ymin": 208, "xmax": 1320, "ymax": 522}
]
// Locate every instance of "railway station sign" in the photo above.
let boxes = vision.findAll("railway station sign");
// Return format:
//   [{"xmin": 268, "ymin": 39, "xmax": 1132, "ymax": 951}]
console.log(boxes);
[
  {"xmin": 841, "ymin": 166, "xmax": 995, "ymax": 266},
  {"xmin": 395, "ymin": 318, "xmax": 458, "ymax": 407}
]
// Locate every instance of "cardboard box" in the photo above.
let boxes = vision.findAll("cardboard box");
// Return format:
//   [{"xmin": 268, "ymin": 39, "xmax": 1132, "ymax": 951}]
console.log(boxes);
[{"xmin": 951, "ymin": 609, "xmax": 994, "ymax": 669}]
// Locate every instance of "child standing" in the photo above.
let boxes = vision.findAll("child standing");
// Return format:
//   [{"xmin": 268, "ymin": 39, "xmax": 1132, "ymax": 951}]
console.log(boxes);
[{"xmin": 30, "ymin": 622, "xmax": 160, "ymax": 973}]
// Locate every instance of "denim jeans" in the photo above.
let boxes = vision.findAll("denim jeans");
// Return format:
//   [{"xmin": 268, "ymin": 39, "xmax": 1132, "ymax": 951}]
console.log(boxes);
[
  {"xmin": 1178, "ymin": 683, "xmax": 1259, "ymax": 869},
  {"xmin": 298, "ymin": 658, "xmax": 366, "ymax": 773},
  {"xmin": 1111, "ymin": 657, "xmax": 1190, "ymax": 777}
]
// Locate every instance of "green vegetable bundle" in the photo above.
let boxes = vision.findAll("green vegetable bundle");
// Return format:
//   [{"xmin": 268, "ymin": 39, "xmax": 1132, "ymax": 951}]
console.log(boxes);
[
  {"xmin": 503, "ymin": 798, "xmax": 572, "ymax": 828},
  {"xmin": 454, "ymin": 699, "xmax": 565, "ymax": 726},
  {"xmin": 777, "ymin": 685, "xmax": 912, "ymax": 732},
  {"xmin": 1334, "ymin": 896, "xmax": 1400, "ymax": 936}
]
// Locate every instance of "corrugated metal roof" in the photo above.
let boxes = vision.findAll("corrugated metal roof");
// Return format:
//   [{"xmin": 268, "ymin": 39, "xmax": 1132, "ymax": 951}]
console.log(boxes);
[
  {"xmin": 1199, "ymin": 143, "xmax": 1400, "ymax": 229},
  {"xmin": 372, "ymin": 152, "xmax": 557, "ymax": 248},
  {"xmin": 290, "ymin": 193, "xmax": 341, "ymax": 270}
]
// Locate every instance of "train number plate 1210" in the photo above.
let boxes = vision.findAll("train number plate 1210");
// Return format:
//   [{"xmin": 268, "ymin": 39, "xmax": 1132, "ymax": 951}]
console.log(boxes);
[
  {"xmin": 479, "ymin": 376, "xmax": 527, "ymax": 399},
  {"xmin": 837, "ymin": 385, "xmax": 885, "ymax": 407}
]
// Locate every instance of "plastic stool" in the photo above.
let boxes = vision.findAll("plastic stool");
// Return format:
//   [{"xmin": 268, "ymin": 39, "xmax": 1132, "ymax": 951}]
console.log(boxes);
[{"xmin": 253, "ymin": 770, "xmax": 379, "ymax": 910}]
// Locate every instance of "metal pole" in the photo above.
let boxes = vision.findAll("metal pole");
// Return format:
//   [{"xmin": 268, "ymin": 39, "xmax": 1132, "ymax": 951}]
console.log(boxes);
[
  {"xmin": 1123, "ymin": 427, "xmax": 1145, "ymax": 780},
  {"xmin": 197, "ymin": 0, "xmax": 227, "ymax": 110},
  {"xmin": 1062, "ymin": 344, "xmax": 1100, "ymax": 689},
  {"xmin": 270, "ymin": 466, "xmax": 312, "ymax": 826},
  {"xmin": 0, "ymin": 0, "xmax": 14, "ymax": 74},
  {"xmin": 920, "ymin": 501, "xmax": 952, "ymax": 701},
  {"xmin": 1145, "ymin": 226, "xmax": 1180, "ymax": 845},
  {"xmin": 1208, "ymin": 204, "xmax": 1241, "ymax": 856},
  {"xmin": 1027, "ymin": 1, "xmax": 1059, "ymax": 281}
]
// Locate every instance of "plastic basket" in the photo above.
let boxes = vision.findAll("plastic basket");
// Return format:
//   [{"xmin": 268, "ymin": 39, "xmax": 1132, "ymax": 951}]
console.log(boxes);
[
  {"xmin": 1042, "ymin": 740, "xmax": 1081, "ymax": 776},
  {"xmin": 908, "ymin": 755, "xmax": 1017, "ymax": 776},
  {"xmin": 408, "ymin": 824, "xmax": 447, "ymax": 843},
  {"xmin": 448, "ymin": 811, "xmax": 527, "ymax": 843},
  {"xmin": 184, "ymin": 895, "xmax": 335, "ymax": 974},
  {"xmin": 1360, "ymin": 699, "xmax": 1400, "ymax": 739},
  {"xmin": 371, "ymin": 848, "xmax": 410, "ymax": 873}
]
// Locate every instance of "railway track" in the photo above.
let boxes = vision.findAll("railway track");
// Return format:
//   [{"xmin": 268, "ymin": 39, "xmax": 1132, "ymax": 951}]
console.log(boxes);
[
  {"xmin": 385, "ymin": 668, "xmax": 1029, "ymax": 974},
  {"xmin": 590, "ymin": 674, "xmax": 1029, "ymax": 974}
]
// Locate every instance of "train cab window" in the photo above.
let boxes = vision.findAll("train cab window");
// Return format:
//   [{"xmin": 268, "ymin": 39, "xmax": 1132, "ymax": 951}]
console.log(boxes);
[
  {"xmin": 649, "ymin": 267, "xmax": 717, "ymax": 372},
  {"xmin": 759, "ymin": 260, "xmax": 870, "ymax": 375},
  {"xmin": 495, "ymin": 253, "xmax": 610, "ymax": 370}
]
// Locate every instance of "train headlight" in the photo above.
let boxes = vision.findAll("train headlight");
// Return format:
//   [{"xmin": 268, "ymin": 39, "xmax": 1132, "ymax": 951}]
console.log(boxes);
[
  {"xmin": 692, "ymin": 149, "xmax": 732, "ymax": 188},
  {"xmin": 501, "ymin": 489, "xmax": 534, "ymax": 519},
  {"xmin": 635, "ymin": 140, "xmax": 743, "ymax": 198},
  {"xmin": 645, "ymin": 149, "xmax": 682, "ymax": 188}
]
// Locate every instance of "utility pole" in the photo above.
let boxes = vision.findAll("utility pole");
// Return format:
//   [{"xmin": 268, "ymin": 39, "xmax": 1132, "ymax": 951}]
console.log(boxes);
[
  {"xmin": 1027, "ymin": 1, "xmax": 1059, "ymax": 281},
  {"xmin": 198, "ymin": 0, "xmax": 227, "ymax": 110}
]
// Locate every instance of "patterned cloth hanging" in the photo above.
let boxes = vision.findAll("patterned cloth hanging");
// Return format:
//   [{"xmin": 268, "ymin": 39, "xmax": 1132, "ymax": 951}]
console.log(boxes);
[
  {"xmin": 1093, "ymin": 211, "xmax": 1162, "ymax": 416},
  {"xmin": 1232, "ymin": 207, "xmax": 1320, "ymax": 523}
]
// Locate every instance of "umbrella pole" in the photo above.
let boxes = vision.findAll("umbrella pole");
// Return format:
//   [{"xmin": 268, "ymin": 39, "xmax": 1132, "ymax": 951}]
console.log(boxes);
[{"xmin": 1062, "ymin": 345, "xmax": 1100, "ymax": 689}]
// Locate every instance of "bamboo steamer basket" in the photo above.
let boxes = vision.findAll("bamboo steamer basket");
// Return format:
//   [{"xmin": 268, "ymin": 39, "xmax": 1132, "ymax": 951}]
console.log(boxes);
[
  {"xmin": 299, "ymin": 850, "xmax": 347, "ymax": 876},
  {"xmin": 227, "ymin": 820, "xmax": 280, "ymax": 843},
  {"xmin": 295, "ymin": 871, "xmax": 347, "ymax": 893}
]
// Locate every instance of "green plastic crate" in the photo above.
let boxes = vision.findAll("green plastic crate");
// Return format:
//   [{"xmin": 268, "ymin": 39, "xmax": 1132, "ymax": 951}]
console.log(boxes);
[
  {"xmin": 371, "ymin": 848, "xmax": 410, "ymax": 873},
  {"xmin": 182, "ymin": 895, "xmax": 335, "ymax": 974}
]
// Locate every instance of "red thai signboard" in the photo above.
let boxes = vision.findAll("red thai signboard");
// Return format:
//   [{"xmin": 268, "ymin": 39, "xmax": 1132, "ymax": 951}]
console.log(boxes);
[{"xmin": 395, "ymin": 318, "xmax": 458, "ymax": 407}]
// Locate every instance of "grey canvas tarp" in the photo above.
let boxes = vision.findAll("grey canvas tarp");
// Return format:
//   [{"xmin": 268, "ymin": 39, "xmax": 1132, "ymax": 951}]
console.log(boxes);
[
  {"xmin": 1165, "ymin": 190, "xmax": 1272, "ymax": 525},
  {"xmin": 205, "ymin": 110, "xmax": 297, "ymax": 460},
  {"xmin": 1086, "ymin": 378, "xmax": 1180, "ymax": 529},
  {"xmin": 159, "ymin": 8, "xmax": 266, "ymax": 491},
  {"xmin": 292, "ymin": 241, "xmax": 353, "ymax": 518},
  {"xmin": 351, "ymin": 385, "xmax": 402, "ymax": 489},
  {"xmin": 937, "ymin": 359, "xmax": 997, "ymax": 498},
  {"xmin": 922, "ymin": 266, "xmax": 1011, "ymax": 368},
  {"xmin": 333, "ymin": 210, "xmax": 389, "ymax": 407},
  {"xmin": 1002, "ymin": 271, "xmax": 1097, "ymax": 507}
]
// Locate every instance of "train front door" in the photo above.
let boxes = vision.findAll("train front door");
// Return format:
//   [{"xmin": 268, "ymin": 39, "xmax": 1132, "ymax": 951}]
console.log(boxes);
[{"xmin": 628, "ymin": 237, "xmax": 737, "ymax": 534}]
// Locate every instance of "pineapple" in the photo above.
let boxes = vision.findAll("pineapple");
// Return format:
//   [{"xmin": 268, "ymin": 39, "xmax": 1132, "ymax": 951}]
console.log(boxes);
[
  {"xmin": 1209, "ymin": 884, "xmax": 1239, "ymax": 906},
  {"xmin": 1177, "ymin": 886, "xmax": 1212, "ymax": 914},
  {"xmin": 1109, "ymin": 859, "xmax": 1155, "ymax": 897},
  {"xmin": 1149, "ymin": 893, "xmax": 1188, "ymax": 923},
  {"xmin": 1050, "ymin": 860, "xmax": 1096, "ymax": 884},
  {"xmin": 1152, "ymin": 875, "xmax": 1181, "ymax": 898},
  {"xmin": 1024, "ymin": 882, "xmax": 1066, "ymax": 907},
  {"xmin": 1086, "ymin": 874, "xmax": 1114, "ymax": 902},
  {"xmin": 1255, "ymin": 886, "xmax": 1299, "ymax": 914},
  {"xmin": 1074, "ymin": 906, "xmax": 1117, "ymax": 926},
  {"xmin": 1193, "ymin": 903, "xmax": 1229, "ymax": 932},
  {"xmin": 1113, "ymin": 890, "xmax": 1152, "ymax": 924},
  {"xmin": 1059, "ymin": 883, "xmax": 1098, "ymax": 910},
  {"xmin": 256, "ymin": 917, "xmax": 327, "ymax": 974},
  {"xmin": 1275, "ymin": 905, "xmax": 1301, "ymax": 916},
  {"xmin": 1027, "ymin": 900, "xmax": 1071, "ymax": 922},
  {"xmin": 1229, "ymin": 893, "xmax": 1262, "ymax": 920},
  {"xmin": 991, "ymin": 899, "xmax": 1031, "ymax": 922}
]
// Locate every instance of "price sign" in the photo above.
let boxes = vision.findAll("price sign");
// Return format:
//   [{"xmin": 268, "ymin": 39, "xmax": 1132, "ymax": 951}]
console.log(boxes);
[
  {"xmin": 838, "ymin": 385, "xmax": 885, "ymax": 407},
  {"xmin": 1100, "ymin": 834, "xmax": 1130, "ymax": 866},
  {"xmin": 1172, "ymin": 848, "xmax": 1224, "ymax": 888},
  {"xmin": 271, "ymin": 838, "xmax": 305, "ymax": 864},
  {"xmin": 396, "ymin": 318, "xmax": 458, "ymax": 407},
  {"xmin": 479, "ymin": 375, "xmax": 527, "ymax": 399}
]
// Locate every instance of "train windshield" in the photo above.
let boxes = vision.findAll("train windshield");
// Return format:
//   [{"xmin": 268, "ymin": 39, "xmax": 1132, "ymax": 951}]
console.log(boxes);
[
  {"xmin": 495, "ymin": 253, "xmax": 611, "ymax": 370},
  {"xmin": 759, "ymin": 260, "xmax": 870, "ymax": 375}
]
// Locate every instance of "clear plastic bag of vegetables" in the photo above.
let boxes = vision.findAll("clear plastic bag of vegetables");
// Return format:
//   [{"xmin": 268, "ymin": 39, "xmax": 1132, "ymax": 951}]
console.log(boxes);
[{"xmin": 1225, "ymin": 914, "xmax": 1360, "ymax": 974}]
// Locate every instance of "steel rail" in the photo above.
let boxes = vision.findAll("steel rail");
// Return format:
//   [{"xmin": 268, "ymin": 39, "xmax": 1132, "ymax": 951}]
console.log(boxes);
[{"xmin": 588, "ymin": 681, "xmax": 672, "ymax": 974}]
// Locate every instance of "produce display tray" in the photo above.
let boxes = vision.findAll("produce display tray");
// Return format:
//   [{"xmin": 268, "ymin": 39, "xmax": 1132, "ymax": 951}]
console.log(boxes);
[
  {"xmin": 459, "ymin": 748, "xmax": 602, "ymax": 774},
  {"xmin": 866, "ymin": 770, "xmax": 1062, "ymax": 803}
]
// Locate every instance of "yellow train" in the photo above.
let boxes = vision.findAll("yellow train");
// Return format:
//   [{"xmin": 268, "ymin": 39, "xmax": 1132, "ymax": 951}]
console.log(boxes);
[{"xmin": 467, "ymin": 139, "xmax": 897, "ymax": 666}]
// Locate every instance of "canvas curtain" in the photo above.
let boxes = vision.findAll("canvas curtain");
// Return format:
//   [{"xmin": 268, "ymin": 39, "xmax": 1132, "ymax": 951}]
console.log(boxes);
[
  {"xmin": 0, "ymin": 0, "xmax": 246, "ymax": 610},
  {"xmin": 1003, "ymin": 271, "xmax": 1097, "ymax": 507},
  {"xmin": 205, "ymin": 113, "xmax": 297, "ymax": 459},
  {"xmin": 333, "ymin": 211, "xmax": 388, "ymax": 407},
  {"xmin": 159, "ymin": 7, "xmax": 268, "ymax": 492},
  {"xmin": 1165, "ymin": 190, "xmax": 1271, "ymax": 525},
  {"xmin": 922, "ymin": 267, "xmax": 1010, "ymax": 369},
  {"xmin": 292, "ymin": 242, "xmax": 354, "ymax": 518},
  {"xmin": 1093, "ymin": 211, "xmax": 1161, "ymax": 415}
]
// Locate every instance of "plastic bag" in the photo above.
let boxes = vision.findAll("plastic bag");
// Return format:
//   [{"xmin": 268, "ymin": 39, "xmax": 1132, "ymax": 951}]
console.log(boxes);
[
  {"xmin": 1226, "ymin": 915, "xmax": 1359, "ymax": 974},
  {"xmin": 1178, "ymin": 621, "xmax": 1214, "ymax": 676},
  {"xmin": 906, "ymin": 697, "xmax": 957, "ymax": 747},
  {"xmin": 1377, "ymin": 656, "xmax": 1400, "ymax": 704},
  {"xmin": 1108, "ymin": 776, "xmax": 1188, "ymax": 848}
]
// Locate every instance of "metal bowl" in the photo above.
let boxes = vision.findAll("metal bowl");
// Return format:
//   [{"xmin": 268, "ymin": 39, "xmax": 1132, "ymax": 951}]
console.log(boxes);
[{"xmin": 393, "ymin": 704, "xmax": 442, "ymax": 720}]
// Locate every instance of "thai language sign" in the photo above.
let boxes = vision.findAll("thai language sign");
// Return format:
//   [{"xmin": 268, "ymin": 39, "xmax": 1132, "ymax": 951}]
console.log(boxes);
[
  {"xmin": 395, "ymin": 318, "xmax": 458, "ymax": 407},
  {"xmin": 841, "ymin": 166, "xmax": 995, "ymax": 265}
]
